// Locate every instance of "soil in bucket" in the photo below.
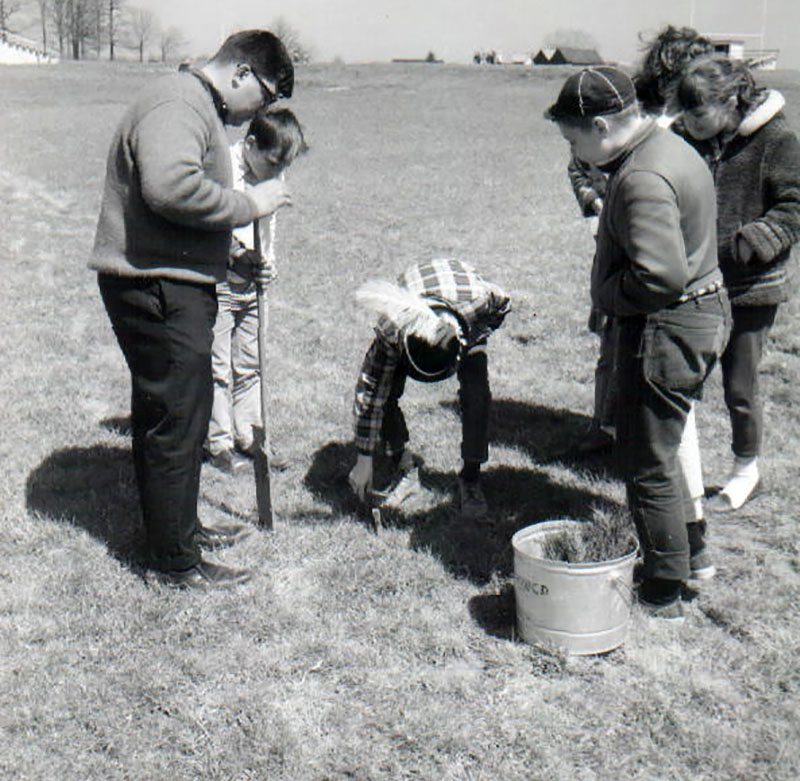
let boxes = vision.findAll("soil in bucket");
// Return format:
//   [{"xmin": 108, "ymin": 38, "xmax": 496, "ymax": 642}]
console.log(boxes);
[{"xmin": 512, "ymin": 509, "xmax": 638, "ymax": 656}]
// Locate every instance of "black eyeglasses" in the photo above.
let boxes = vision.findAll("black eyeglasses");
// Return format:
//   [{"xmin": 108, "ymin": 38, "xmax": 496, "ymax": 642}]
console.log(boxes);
[{"xmin": 252, "ymin": 70, "xmax": 277, "ymax": 106}]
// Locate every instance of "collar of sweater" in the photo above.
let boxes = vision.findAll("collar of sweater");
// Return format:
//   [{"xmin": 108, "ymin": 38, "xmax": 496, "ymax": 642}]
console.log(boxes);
[
  {"xmin": 178, "ymin": 63, "xmax": 228, "ymax": 123},
  {"xmin": 738, "ymin": 89, "xmax": 785, "ymax": 137},
  {"xmin": 597, "ymin": 117, "xmax": 658, "ymax": 175}
]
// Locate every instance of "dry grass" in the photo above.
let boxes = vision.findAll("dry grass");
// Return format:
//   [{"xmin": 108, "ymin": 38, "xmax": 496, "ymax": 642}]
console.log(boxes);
[
  {"xmin": 540, "ymin": 507, "xmax": 637, "ymax": 563},
  {"xmin": 1, "ymin": 60, "xmax": 799, "ymax": 780}
]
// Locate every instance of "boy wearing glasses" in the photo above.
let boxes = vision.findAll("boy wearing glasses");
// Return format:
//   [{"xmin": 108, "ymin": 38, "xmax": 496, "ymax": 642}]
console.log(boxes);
[{"xmin": 91, "ymin": 31, "xmax": 293, "ymax": 589}]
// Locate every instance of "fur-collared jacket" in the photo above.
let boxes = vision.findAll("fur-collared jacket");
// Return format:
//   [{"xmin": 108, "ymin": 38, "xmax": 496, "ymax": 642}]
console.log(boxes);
[{"xmin": 674, "ymin": 90, "xmax": 800, "ymax": 306}]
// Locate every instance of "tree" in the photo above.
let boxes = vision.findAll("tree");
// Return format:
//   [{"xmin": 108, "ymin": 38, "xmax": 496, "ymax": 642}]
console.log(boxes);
[
  {"xmin": 127, "ymin": 5, "xmax": 158, "ymax": 62},
  {"xmin": 91, "ymin": 0, "xmax": 103, "ymax": 57},
  {"xmin": 34, "ymin": 0, "xmax": 49, "ymax": 50},
  {"xmin": 270, "ymin": 16, "xmax": 312, "ymax": 64},
  {"xmin": 543, "ymin": 28, "xmax": 600, "ymax": 52},
  {"xmin": 66, "ymin": 0, "xmax": 92, "ymax": 59},
  {"xmin": 107, "ymin": 0, "xmax": 122, "ymax": 60},
  {"xmin": 50, "ymin": 0, "xmax": 67, "ymax": 54},
  {"xmin": 0, "ymin": 0, "xmax": 22, "ymax": 36},
  {"xmin": 159, "ymin": 24, "xmax": 186, "ymax": 63}
]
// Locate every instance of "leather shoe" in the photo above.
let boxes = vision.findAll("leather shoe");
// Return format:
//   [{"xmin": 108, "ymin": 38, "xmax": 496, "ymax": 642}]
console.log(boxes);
[
  {"xmin": 157, "ymin": 559, "xmax": 252, "ymax": 589},
  {"xmin": 204, "ymin": 448, "xmax": 250, "ymax": 474},
  {"xmin": 195, "ymin": 520, "xmax": 251, "ymax": 551}
]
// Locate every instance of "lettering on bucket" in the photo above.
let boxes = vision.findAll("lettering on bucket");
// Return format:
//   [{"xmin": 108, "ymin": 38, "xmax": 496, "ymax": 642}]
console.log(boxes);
[{"xmin": 516, "ymin": 576, "xmax": 549, "ymax": 596}]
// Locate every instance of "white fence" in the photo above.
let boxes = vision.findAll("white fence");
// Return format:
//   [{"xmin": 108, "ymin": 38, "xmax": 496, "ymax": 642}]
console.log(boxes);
[{"xmin": 0, "ymin": 31, "xmax": 59, "ymax": 65}]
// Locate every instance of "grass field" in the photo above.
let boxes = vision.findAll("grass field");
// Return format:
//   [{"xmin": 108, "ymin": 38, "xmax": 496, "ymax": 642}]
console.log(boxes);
[{"xmin": 1, "ymin": 60, "xmax": 799, "ymax": 780}]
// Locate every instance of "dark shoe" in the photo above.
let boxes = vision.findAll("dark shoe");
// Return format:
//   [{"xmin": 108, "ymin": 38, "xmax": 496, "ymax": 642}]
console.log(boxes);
[
  {"xmin": 638, "ymin": 578, "xmax": 684, "ymax": 622},
  {"xmin": 205, "ymin": 449, "xmax": 249, "ymax": 474},
  {"xmin": 195, "ymin": 521, "xmax": 252, "ymax": 551},
  {"xmin": 687, "ymin": 520, "xmax": 715, "ymax": 580},
  {"xmin": 689, "ymin": 549, "xmax": 716, "ymax": 581},
  {"xmin": 157, "ymin": 559, "xmax": 252, "ymax": 589},
  {"xmin": 571, "ymin": 425, "xmax": 614, "ymax": 457}
]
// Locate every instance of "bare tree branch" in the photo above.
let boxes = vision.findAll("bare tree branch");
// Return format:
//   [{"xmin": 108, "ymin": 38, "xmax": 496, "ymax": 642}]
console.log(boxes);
[
  {"xmin": 159, "ymin": 24, "xmax": 186, "ymax": 63},
  {"xmin": 270, "ymin": 16, "xmax": 312, "ymax": 64},
  {"xmin": 126, "ymin": 5, "xmax": 158, "ymax": 62},
  {"xmin": 0, "ymin": 0, "xmax": 23, "ymax": 36}
]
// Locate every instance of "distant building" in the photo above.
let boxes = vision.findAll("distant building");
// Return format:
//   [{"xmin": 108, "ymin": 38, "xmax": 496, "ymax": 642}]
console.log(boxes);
[
  {"xmin": 533, "ymin": 48, "xmax": 556, "ymax": 64},
  {"xmin": 392, "ymin": 51, "xmax": 443, "ymax": 64},
  {"xmin": 0, "ymin": 30, "xmax": 58, "ymax": 64},
  {"xmin": 547, "ymin": 47, "xmax": 603, "ymax": 66},
  {"xmin": 703, "ymin": 32, "xmax": 778, "ymax": 69},
  {"xmin": 496, "ymin": 52, "xmax": 533, "ymax": 65}
]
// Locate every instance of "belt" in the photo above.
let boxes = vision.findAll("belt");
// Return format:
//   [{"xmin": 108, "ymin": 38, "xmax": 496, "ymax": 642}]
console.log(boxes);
[{"xmin": 675, "ymin": 280, "xmax": 724, "ymax": 305}]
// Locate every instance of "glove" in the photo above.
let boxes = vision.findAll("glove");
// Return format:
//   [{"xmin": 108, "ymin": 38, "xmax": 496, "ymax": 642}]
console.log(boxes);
[
  {"xmin": 734, "ymin": 234, "xmax": 754, "ymax": 264},
  {"xmin": 485, "ymin": 292, "xmax": 512, "ymax": 330}
]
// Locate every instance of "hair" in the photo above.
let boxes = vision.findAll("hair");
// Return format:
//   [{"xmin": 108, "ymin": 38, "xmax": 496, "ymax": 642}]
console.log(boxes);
[
  {"xmin": 668, "ymin": 56, "xmax": 766, "ymax": 118},
  {"xmin": 211, "ymin": 30, "xmax": 294, "ymax": 98},
  {"xmin": 554, "ymin": 101, "xmax": 641, "ymax": 130},
  {"xmin": 634, "ymin": 25, "xmax": 714, "ymax": 113},
  {"xmin": 402, "ymin": 308, "xmax": 463, "ymax": 383},
  {"xmin": 247, "ymin": 108, "xmax": 308, "ymax": 168}
]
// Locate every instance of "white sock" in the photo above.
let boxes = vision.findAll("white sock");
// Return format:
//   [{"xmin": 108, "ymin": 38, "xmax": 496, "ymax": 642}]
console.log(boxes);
[
  {"xmin": 721, "ymin": 456, "xmax": 759, "ymax": 509},
  {"xmin": 678, "ymin": 406, "xmax": 705, "ymax": 519}
]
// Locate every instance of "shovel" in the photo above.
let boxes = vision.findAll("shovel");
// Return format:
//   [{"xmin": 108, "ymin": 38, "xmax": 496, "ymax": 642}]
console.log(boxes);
[{"xmin": 252, "ymin": 212, "xmax": 278, "ymax": 530}]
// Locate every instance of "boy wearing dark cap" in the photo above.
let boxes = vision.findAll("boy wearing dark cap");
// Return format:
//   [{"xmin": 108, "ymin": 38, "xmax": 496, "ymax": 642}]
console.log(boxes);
[
  {"xmin": 348, "ymin": 259, "xmax": 511, "ymax": 523},
  {"xmin": 546, "ymin": 67, "xmax": 729, "ymax": 619}
]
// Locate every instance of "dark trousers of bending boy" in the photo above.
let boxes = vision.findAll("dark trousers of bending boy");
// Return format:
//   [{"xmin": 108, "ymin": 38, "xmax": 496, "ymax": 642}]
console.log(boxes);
[{"xmin": 380, "ymin": 344, "xmax": 491, "ymax": 472}]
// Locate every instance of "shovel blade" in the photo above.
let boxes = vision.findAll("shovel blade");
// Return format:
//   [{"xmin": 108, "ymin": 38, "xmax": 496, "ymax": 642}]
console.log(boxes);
[{"xmin": 252, "ymin": 425, "xmax": 273, "ymax": 530}]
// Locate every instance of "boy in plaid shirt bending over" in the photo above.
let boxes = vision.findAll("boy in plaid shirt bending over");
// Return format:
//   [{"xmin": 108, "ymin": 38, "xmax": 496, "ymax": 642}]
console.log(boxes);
[{"xmin": 348, "ymin": 259, "xmax": 511, "ymax": 523}]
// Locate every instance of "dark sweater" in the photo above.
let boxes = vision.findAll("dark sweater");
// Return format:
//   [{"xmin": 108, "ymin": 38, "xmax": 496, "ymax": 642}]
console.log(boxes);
[
  {"xmin": 592, "ymin": 121, "xmax": 720, "ymax": 317},
  {"xmin": 90, "ymin": 69, "xmax": 258, "ymax": 284},
  {"xmin": 674, "ymin": 90, "xmax": 800, "ymax": 306}
]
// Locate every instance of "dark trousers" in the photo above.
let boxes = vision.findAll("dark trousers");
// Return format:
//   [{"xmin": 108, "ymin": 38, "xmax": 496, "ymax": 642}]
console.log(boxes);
[
  {"xmin": 616, "ymin": 292, "xmax": 729, "ymax": 581},
  {"xmin": 594, "ymin": 315, "xmax": 618, "ymax": 432},
  {"xmin": 98, "ymin": 273, "xmax": 217, "ymax": 572},
  {"xmin": 381, "ymin": 344, "xmax": 491, "ymax": 465},
  {"xmin": 721, "ymin": 304, "xmax": 778, "ymax": 459}
]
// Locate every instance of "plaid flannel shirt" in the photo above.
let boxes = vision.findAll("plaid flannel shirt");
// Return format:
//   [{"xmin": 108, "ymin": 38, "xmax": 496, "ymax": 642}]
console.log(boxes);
[{"xmin": 353, "ymin": 259, "xmax": 511, "ymax": 455}]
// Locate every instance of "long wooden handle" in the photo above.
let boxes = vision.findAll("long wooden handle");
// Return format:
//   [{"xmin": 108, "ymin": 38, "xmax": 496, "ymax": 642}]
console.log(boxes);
[{"xmin": 252, "ymin": 218, "xmax": 273, "ymax": 529}]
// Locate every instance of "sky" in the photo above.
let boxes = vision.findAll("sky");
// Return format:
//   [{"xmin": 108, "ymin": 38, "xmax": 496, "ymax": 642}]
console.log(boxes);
[{"xmin": 133, "ymin": 0, "xmax": 800, "ymax": 70}]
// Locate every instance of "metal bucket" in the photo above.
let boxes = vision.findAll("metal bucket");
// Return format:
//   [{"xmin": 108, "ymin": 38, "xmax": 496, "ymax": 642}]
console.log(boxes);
[{"xmin": 512, "ymin": 520, "xmax": 637, "ymax": 656}]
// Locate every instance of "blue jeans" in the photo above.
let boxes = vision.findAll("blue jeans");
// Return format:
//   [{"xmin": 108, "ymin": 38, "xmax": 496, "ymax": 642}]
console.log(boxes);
[
  {"xmin": 616, "ymin": 291, "xmax": 729, "ymax": 581},
  {"xmin": 98, "ymin": 274, "xmax": 217, "ymax": 572}
]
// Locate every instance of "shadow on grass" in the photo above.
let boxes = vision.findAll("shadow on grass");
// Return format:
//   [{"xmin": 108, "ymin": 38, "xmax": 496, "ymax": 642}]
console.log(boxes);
[
  {"xmin": 99, "ymin": 415, "xmax": 132, "ymax": 436},
  {"xmin": 302, "ymin": 440, "xmax": 615, "ymax": 587},
  {"xmin": 467, "ymin": 582, "xmax": 516, "ymax": 640},
  {"xmin": 25, "ymin": 445, "xmax": 145, "ymax": 566},
  {"xmin": 441, "ymin": 397, "xmax": 617, "ymax": 477}
]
